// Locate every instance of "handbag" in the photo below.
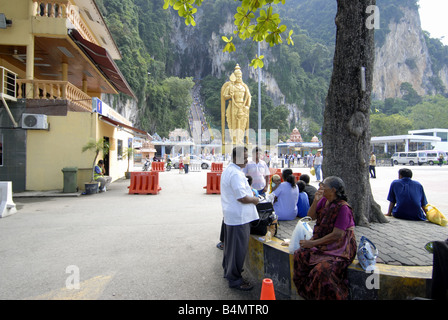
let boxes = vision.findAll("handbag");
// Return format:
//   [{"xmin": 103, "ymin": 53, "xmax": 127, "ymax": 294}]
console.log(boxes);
[
  {"xmin": 289, "ymin": 216, "xmax": 313, "ymax": 254},
  {"xmin": 357, "ymin": 236, "xmax": 378, "ymax": 270},
  {"xmin": 425, "ymin": 204, "xmax": 448, "ymax": 227},
  {"xmin": 310, "ymin": 167, "xmax": 315, "ymax": 176},
  {"xmin": 250, "ymin": 200, "xmax": 278, "ymax": 236}
]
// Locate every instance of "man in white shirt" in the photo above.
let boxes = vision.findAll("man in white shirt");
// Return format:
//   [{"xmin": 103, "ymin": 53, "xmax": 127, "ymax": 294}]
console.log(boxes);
[
  {"xmin": 271, "ymin": 153, "xmax": 279, "ymax": 168},
  {"xmin": 221, "ymin": 146, "xmax": 259, "ymax": 291},
  {"xmin": 242, "ymin": 147, "xmax": 270, "ymax": 196}
]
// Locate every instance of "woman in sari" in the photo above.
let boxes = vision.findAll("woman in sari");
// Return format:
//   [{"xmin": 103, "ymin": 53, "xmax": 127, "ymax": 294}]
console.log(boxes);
[{"xmin": 293, "ymin": 176, "xmax": 357, "ymax": 300}]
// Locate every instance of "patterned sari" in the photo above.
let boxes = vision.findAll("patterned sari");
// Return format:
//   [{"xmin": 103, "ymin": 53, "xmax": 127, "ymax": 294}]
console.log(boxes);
[{"xmin": 293, "ymin": 199, "xmax": 357, "ymax": 300}]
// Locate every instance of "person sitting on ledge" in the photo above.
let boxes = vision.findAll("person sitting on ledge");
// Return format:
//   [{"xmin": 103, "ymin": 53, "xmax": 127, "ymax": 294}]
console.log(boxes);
[
  {"xmin": 293, "ymin": 176, "xmax": 357, "ymax": 300},
  {"xmin": 386, "ymin": 168, "xmax": 428, "ymax": 221}
]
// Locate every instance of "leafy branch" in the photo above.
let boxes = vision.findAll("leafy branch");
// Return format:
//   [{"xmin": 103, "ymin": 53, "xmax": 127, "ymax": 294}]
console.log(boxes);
[{"xmin": 163, "ymin": 0, "xmax": 294, "ymax": 68}]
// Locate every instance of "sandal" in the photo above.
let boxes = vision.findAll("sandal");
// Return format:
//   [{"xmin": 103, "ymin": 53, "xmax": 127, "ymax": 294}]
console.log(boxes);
[{"xmin": 230, "ymin": 279, "xmax": 253, "ymax": 291}]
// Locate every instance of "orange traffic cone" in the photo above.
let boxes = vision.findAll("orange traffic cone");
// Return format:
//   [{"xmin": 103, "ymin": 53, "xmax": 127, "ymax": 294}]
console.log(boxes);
[{"xmin": 260, "ymin": 278, "xmax": 276, "ymax": 300}]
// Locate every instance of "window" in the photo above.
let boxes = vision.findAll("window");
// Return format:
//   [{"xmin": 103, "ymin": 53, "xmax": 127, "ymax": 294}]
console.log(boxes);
[
  {"xmin": 117, "ymin": 139, "xmax": 123, "ymax": 160},
  {"xmin": 437, "ymin": 132, "xmax": 447, "ymax": 142}
]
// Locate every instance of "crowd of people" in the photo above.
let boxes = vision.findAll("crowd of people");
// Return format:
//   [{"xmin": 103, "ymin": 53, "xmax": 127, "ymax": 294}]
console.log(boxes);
[{"xmin": 219, "ymin": 146, "xmax": 434, "ymax": 300}]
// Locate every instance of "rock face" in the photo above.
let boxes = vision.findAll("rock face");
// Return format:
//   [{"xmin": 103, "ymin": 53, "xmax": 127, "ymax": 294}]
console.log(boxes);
[{"xmin": 372, "ymin": 7, "xmax": 436, "ymax": 100}]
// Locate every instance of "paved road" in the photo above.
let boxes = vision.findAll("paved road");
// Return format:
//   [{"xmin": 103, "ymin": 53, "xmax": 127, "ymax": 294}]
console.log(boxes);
[{"xmin": 1, "ymin": 164, "xmax": 447, "ymax": 300}]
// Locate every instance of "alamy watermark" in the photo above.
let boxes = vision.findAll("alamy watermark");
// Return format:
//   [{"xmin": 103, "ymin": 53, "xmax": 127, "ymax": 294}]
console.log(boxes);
[
  {"xmin": 366, "ymin": 5, "xmax": 380, "ymax": 30},
  {"xmin": 66, "ymin": 265, "xmax": 80, "ymax": 290}
]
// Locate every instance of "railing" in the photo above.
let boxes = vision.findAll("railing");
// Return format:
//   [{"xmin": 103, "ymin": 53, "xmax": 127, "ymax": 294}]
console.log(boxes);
[
  {"xmin": 32, "ymin": 0, "xmax": 98, "ymax": 45},
  {"xmin": 0, "ymin": 66, "xmax": 18, "ymax": 101},
  {"xmin": 16, "ymin": 79, "xmax": 92, "ymax": 112}
]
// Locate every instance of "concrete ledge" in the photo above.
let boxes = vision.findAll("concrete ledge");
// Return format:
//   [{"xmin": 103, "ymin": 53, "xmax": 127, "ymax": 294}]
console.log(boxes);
[{"xmin": 244, "ymin": 235, "xmax": 433, "ymax": 300}]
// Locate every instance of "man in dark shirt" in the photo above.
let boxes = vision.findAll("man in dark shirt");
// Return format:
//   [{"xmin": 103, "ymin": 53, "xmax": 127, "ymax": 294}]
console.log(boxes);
[
  {"xmin": 386, "ymin": 168, "xmax": 428, "ymax": 221},
  {"xmin": 299, "ymin": 174, "xmax": 317, "ymax": 206}
]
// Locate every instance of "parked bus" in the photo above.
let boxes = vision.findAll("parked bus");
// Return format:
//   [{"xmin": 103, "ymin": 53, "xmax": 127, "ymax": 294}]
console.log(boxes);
[
  {"xmin": 391, "ymin": 150, "xmax": 447, "ymax": 166},
  {"xmin": 419, "ymin": 150, "xmax": 447, "ymax": 165},
  {"xmin": 391, "ymin": 152, "xmax": 424, "ymax": 166}
]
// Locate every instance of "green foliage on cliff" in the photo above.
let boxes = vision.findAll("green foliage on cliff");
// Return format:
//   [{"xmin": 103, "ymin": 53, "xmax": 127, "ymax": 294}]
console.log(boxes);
[{"xmin": 97, "ymin": 0, "xmax": 447, "ymax": 140}]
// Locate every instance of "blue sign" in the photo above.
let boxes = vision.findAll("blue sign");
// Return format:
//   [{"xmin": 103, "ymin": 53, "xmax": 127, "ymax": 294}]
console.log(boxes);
[{"xmin": 92, "ymin": 97, "xmax": 103, "ymax": 114}]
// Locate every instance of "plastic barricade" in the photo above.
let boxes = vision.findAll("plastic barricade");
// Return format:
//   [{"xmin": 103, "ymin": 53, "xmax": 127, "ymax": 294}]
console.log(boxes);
[
  {"xmin": 189, "ymin": 163, "xmax": 201, "ymax": 172},
  {"xmin": 0, "ymin": 181, "xmax": 17, "ymax": 218},
  {"xmin": 151, "ymin": 161, "xmax": 165, "ymax": 172},
  {"xmin": 292, "ymin": 172, "xmax": 302, "ymax": 182},
  {"xmin": 203, "ymin": 172, "xmax": 221, "ymax": 194},
  {"xmin": 128, "ymin": 171, "xmax": 162, "ymax": 194},
  {"xmin": 211, "ymin": 162, "xmax": 223, "ymax": 172}
]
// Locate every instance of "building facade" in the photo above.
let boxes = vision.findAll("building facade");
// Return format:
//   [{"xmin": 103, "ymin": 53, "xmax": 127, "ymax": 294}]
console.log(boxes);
[{"xmin": 0, "ymin": 0, "xmax": 145, "ymax": 192}]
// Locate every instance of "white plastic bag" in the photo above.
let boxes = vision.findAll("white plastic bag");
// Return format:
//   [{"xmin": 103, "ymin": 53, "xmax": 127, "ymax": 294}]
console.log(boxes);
[{"xmin": 289, "ymin": 216, "xmax": 313, "ymax": 254}]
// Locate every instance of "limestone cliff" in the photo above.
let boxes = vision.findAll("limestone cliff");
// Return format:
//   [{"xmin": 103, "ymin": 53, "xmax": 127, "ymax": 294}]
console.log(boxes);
[{"xmin": 372, "ymin": 6, "xmax": 437, "ymax": 100}]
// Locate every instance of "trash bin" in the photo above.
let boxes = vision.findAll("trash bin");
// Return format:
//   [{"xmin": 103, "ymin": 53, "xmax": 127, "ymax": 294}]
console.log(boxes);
[{"xmin": 61, "ymin": 167, "xmax": 78, "ymax": 193}]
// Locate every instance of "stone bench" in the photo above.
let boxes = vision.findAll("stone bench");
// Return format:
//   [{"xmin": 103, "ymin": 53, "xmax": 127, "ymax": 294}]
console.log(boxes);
[{"xmin": 244, "ymin": 235, "xmax": 432, "ymax": 300}]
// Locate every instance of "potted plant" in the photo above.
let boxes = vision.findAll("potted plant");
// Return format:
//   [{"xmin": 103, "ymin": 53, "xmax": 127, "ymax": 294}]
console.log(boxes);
[
  {"xmin": 82, "ymin": 138, "xmax": 110, "ymax": 194},
  {"xmin": 123, "ymin": 147, "xmax": 134, "ymax": 179}
]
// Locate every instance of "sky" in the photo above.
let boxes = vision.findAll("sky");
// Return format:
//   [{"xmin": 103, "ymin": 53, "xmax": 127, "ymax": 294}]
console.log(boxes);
[{"xmin": 418, "ymin": 0, "xmax": 448, "ymax": 45}]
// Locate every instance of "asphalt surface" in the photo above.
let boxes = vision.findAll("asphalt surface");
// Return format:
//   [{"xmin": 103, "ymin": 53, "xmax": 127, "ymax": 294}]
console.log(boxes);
[{"xmin": 1, "ymin": 164, "xmax": 447, "ymax": 300}]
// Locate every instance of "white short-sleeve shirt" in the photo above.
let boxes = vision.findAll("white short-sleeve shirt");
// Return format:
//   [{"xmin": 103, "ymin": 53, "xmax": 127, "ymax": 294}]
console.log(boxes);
[
  {"xmin": 220, "ymin": 163, "xmax": 259, "ymax": 226},
  {"xmin": 242, "ymin": 160, "xmax": 270, "ymax": 190}
]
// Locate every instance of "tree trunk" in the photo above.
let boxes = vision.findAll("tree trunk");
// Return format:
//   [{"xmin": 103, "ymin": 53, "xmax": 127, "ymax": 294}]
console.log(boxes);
[{"xmin": 323, "ymin": 0, "xmax": 388, "ymax": 226}]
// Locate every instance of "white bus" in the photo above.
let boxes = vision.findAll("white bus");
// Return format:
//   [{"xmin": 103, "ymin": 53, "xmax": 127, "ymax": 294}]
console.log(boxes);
[
  {"xmin": 391, "ymin": 150, "xmax": 447, "ymax": 166},
  {"xmin": 418, "ymin": 150, "xmax": 447, "ymax": 165}
]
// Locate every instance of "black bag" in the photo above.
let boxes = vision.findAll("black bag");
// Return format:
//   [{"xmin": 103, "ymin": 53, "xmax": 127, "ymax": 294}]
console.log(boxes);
[{"xmin": 250, "ymin": 201, "xmax": 277, "ymax": 236}]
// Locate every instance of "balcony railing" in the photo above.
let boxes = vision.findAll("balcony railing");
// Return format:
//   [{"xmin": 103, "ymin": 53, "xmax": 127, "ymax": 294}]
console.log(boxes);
[
  {"xmin": 0, "ymin": 66, "xmax": 17, "ymax": 101},
  {"xmin": 16, "ymin": 79, "xmax": 92, "ymax": 112},
  {"xmin": 32, "ymin": 0, "xmax": 97, "ymax": 44}
]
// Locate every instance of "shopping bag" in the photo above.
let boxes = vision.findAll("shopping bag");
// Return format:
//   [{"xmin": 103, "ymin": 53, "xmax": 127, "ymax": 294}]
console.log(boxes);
[
  {"xmin": 310, "ymin": 167, "xmax": 315, "ymax": 176},
  {"xmin": 357, "ymin": 236, "xmax": 378, "ymax": 270},
  {"xmin": 425, "ymin": 204, "xmax": 448, "ymax": 227},
  {"xmin": 289, "ymin": 216, "xmax": 313, "ymax": 254}
]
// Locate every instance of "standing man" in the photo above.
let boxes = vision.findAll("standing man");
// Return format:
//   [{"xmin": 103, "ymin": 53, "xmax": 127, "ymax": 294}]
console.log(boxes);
[
  {"xmin": 386, "ymin": 168, "xmax": 428, "ymax": 221},
  {"xmin": 369, "ymin": 152, "xmax": 376, "ymax": 178},
  {"xmin": 243, "ymin": 147, "xmax": 270, "ymax": 196},
  {"xmin": 221, "ymin": 146, "xmax": 259, "ymax": 291},
  {"xmin": 313, "ymin": 151, "xmax": 323, "ymax": 182},
  {"xmin": 271, "ymin": 153, "xmax": 279, "ymax": 169}
]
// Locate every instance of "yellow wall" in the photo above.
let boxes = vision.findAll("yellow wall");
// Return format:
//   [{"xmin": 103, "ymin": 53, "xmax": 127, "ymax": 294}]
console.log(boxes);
[
  {"xmin": 26, "ymin": 111, "xmax": 134, "ymax": 191},
  {"xmin": 0, "ymin": 0, "xmax": 33, "ymax": 46}
]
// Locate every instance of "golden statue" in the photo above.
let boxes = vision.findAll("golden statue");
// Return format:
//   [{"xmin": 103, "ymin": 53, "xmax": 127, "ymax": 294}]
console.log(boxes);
[{"xmin": 221, "ymin": 64, "xmax": 252, "ymax": 146}]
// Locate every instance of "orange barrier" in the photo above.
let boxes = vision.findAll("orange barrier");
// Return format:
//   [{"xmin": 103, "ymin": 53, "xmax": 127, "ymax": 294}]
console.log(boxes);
[
  {"xmin": 128, "ymin": 171, "xmax": 162, "ymax": 194},
  {"xmin": 151, "ymin": 161, "xmax": 165, "ymax": 172},
  {"xmin": 292, "ymin": 172, "xmax": 302, "ymax": 181},
  {"xmin": 260, "ymin": 278, "xmax": 276, "ymax": 300},
  {"xmin": 211, "ymin": 162, "xmax": 223, "ymax": 172},
  {"xmin": 203, "ymin": 172, "xmax": 221, "ymax": 194}
]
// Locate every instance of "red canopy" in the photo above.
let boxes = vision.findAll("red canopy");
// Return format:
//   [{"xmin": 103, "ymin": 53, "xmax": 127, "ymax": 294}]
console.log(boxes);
[{"xmin": 69, "ymin": 29, "xmax": 136, "ymax": 100}]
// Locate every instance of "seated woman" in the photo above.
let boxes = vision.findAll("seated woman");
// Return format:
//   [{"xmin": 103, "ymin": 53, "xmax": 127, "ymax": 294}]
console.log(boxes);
[
  {"xmin": 293, "ymin": 176, "xmax": 357, "ymax": 300},
  {"xmin": 272, "ymin": 169, "xmax": 299, "ymax": 220},
  {"xmin": 296, "ymin": 180, "xmax": 310, "ymax": 218}
]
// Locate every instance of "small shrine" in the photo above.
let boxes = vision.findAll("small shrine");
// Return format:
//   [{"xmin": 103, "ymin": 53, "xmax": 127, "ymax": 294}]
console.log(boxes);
[{"xmin": 290, "ymin": 127, "xmax": 304, "ymax": 142}]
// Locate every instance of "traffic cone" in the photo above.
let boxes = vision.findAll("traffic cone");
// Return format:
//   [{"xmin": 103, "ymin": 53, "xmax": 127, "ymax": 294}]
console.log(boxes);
[{"xmin": 260, "ymin": 278, "xmax": 276, "ymax": 300}]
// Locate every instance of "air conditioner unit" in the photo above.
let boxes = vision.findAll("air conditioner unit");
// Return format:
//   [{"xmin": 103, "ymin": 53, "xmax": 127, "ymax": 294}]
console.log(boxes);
[{"xmin": 21, "ymin": 113, "xmax": 49, "ymax": 130}]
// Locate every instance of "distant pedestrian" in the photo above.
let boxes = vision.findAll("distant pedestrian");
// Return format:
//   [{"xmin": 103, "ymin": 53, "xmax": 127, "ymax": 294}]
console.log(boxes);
[
  {"xmin": 313, "ymin": 151, "xmax": 323, "ymax": 182},
  {"xmin": 369, "ymin": 152, "xmax": 376, "ymax": 178}
]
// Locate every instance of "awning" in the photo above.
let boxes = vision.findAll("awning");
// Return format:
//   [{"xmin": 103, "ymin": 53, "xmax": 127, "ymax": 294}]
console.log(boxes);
[
  {"xmin": 68, "ymin": 29, "xmax": 137, "ymax": 100},
  {"xmin": 99, "ymin": 115, "xmax": 150, "ymax": 139}
]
